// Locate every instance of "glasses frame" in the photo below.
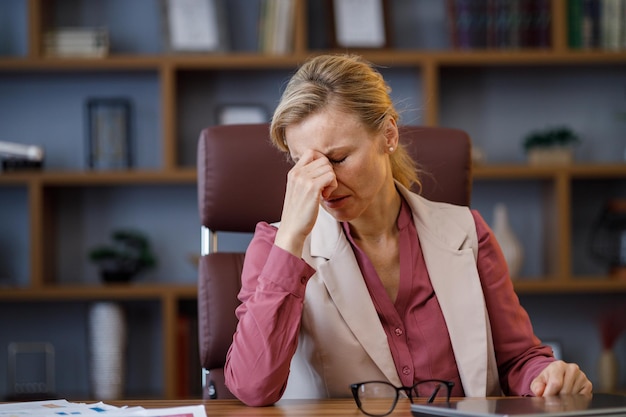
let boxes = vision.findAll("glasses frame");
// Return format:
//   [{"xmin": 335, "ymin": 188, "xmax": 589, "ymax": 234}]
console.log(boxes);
[{"xmin": 350, "ymin": 379, "xmax": 454, "ymax": 416}]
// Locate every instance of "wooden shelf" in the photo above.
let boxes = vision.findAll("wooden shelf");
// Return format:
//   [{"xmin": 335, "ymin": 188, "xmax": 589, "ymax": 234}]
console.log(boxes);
[
  {"xmin": 4, "ymin": 163, "xmax": 625, "ymax": 185},
  {"xmin": 514, "ymin": 278, "xmax": 626, "ymax": 294},
  {"xmin": 0, "ymin": 169, "xmax": 197, "ymax": 185},
  {"xmin": 2, "ymin": 50, "xmax": 626, "ymax": 72},
  {"xmin": 0, "ymin": 283, "xmax": 198, "ymax": 301},
  {"xmin": 473, "ymin": 163, "xmax": 626, "ymax": 179},
  {"xmin": 2, "ymin": 279, "xmax": 626, "ymax": 302}
]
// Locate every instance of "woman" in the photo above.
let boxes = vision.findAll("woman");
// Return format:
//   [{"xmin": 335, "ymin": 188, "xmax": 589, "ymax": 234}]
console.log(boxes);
[{"xmin": 224, "ymin": 54, "xmax": 592, "ymax": 406}]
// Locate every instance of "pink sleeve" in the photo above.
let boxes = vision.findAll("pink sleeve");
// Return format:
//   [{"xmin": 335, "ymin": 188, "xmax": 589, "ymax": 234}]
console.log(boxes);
[
  {"xmin": 472, "ymin": 210, "xmax": 554, "ymax": 396},
  {"xmin": 224, "ymin": 222, "xmax": 316, "ymax": 406}
]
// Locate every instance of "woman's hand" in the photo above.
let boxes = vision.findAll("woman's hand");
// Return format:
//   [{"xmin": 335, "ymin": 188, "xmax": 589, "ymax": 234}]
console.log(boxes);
[
  {"xmin": 530, "ymin": 360, "xmax": 593, "ymax": 396},
  {"xmin": 274, "ymin": 150, "xmax": 338, "ymax": 257}
]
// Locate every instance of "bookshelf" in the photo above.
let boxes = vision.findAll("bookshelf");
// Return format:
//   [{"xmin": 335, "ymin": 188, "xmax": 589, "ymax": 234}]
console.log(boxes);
[{"xmin": 1, "ymin": 0, "xmax": 625, "ymax": 400}]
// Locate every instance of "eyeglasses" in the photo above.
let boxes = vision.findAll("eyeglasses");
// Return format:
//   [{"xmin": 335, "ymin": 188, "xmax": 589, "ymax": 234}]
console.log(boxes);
[{"xmin": 350, "ymin": 379, "xmax": 454, "ymax": 416}]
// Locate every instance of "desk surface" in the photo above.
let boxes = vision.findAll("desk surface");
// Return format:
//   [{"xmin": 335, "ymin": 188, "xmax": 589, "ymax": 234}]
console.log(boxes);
[{"xmin": 113, "ymin": 398, "xmax": 412, "ymax": 416}]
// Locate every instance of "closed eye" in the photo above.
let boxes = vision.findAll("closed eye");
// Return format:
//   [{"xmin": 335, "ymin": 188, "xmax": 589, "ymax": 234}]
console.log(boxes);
[{"xmin": 329, "ymin": 156, "xmax": 347, "ymax": 164}]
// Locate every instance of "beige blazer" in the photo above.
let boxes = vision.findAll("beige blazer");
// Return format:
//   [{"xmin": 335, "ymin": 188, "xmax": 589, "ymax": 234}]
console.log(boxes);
[{"xmin": 280, "ymin": 185, "xmax": 501, "ymax": 399}]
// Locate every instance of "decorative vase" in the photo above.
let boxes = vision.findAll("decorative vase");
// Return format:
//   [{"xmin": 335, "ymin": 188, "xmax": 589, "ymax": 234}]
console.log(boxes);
[
  {"xmin": 492, "ymin": 203, "xmax": 524, "ymax": 279},
  {"xmin": 88, "ymin": 301, "xmax": 127, "ymax": 400},
  {"xmin": 597, "ymin": 348, "xmax": 619, "ymax": 392}
]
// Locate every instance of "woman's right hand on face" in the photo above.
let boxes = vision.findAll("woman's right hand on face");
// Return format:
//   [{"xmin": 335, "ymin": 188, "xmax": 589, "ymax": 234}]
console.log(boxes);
[{"xmin": 274, "ymin": 150, "xmax": 337, "ymax": 257}]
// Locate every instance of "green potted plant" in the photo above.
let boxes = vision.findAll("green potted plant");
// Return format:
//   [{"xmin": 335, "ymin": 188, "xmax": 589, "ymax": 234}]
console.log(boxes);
[
  {"xmin": 522, "ymin": 126, "xmax": 580, "ymax": 165},
  {"xmin": 89, "ymin": 229, "xmax": 156, "ymax": 283}
]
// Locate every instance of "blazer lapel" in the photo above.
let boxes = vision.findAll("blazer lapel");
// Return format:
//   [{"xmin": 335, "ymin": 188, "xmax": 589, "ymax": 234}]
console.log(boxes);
[
  {"xmin": 401, "ymin": 189, "xmax": 489, "ymax": 397},
  {"xmin": 307, "ymin": 210, "xmax": 402, "ymax": 386}
]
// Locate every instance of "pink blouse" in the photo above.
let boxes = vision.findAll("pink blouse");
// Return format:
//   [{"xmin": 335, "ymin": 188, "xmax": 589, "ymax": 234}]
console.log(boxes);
[{"xmin": 224, "ymin": 199, "xmax": 554, "ymax": 405}]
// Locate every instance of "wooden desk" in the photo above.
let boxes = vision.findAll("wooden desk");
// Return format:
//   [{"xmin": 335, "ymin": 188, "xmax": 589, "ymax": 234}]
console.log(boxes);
[{"xmin": 114, "ymin": 398, "xmax": 413, "ymax": 416}]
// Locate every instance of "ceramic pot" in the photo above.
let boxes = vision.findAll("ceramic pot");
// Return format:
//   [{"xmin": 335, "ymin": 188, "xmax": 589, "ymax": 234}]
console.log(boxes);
[
  {"xmin": 527, "ymin": 146, "xmax": 573, "ymax": 165},
  {"xmin": 492, "ymin": 203, "xmax": 524, "ymax": 279}
]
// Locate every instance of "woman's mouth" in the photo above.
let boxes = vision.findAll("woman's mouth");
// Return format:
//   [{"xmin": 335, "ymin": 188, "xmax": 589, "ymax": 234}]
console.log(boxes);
[{"xmin": 323, "ymin": 195, "xmax": 349, "ymax": 209}]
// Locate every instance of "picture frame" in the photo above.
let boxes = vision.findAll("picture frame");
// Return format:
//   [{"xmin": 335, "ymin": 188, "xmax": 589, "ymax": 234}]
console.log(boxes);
[
  {"xmin": 330, "ymin": 0, "xmax": 391, "ymax": 49},
  {"xmin": 7, "ymin": 342, "xmax": 55, "ymax": 398},
  {"xmin": 162, "ymin": 0, "xmax": 229, "ymax": 52},
  {"xmin": 86, "ymin": 98, "xmax": 132, "ymax": 170},
  {"xmin": 217, "ymin": 104, "xmax": 268, "ymax": 125}
]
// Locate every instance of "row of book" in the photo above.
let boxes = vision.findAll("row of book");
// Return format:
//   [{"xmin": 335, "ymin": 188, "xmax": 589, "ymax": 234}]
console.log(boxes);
[
  {"xmin": 258, "ymin": 0, "xmax": 296, "ymax": 54},
  {"xmin": 44, "ymin": 27, "xmax": 109, "ymax": 58},
  {"xmin": 447, "ymin": 0, "xmax": 552, "ymax": 50},
  {"xmin": 569, "ymin": 0, "xmax": 626, "ymax": 50}
]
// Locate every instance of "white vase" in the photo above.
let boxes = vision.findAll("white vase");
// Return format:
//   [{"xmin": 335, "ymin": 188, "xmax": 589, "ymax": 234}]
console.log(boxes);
[
  {"xmin": 492, "ymin": 203, "xmax": 524, "ymax": 279},
  {"xmin": 597, "ymin": 348, "xmax": 619, "ymax": 392},
  {"xmin": 88, "ymin": 301, "xmax": 127, "ymax": 400}
]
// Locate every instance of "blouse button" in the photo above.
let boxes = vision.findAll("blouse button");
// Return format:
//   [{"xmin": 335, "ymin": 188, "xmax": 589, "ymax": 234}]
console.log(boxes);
[
  {"xmin": 395, "ymin": 327, "xmax": 403, "ymax": 336},
  {"xmin": 300, "ymin": 276, "xmax": 306, "ymax": 284},
  {"xmin": 402, "ymin": 366, "xmax": 411, "ymax": 375}
]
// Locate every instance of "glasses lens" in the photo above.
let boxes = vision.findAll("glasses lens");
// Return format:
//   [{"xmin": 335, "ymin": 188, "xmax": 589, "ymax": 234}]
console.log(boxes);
[
  {"xmin": 356, "ymin": 382, "xmax": 397, "ymax": 416},
  {"xmin": 412, "ymin": 380, "xmax": 451, "ymax": 402}
]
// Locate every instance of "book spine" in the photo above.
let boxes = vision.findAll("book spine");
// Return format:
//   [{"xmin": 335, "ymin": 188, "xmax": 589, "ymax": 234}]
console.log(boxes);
[
  {"xmin": 569, "ymin": 0, "xmax": 584, "ymax": 49},
  {"xmin": 582, "ymin": 0, "xmax": 601, "ymax": 48},
  {"xmin": 446, "ymin": 0, "xmax": 459, "ymax": 48},
  {"xmin": 455, "ymin": 0, "xmax": 474, "ymax": 49},
  {"xmin": 493, "ymin": 0, "xmax": 510, "ymax": 48},
  {"xmin": 533, "ymin": 0, "xmax": 552, "ymax": 48},
  {"xmin": 601, "ymin": 0, "xmax": 622, "ymax": 49},
  {"xmin": 620, "ymin": 0, "xmax": 626, "ymax": 49}
]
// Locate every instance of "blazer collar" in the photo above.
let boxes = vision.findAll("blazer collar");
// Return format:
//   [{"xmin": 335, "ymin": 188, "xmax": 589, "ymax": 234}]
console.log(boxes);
[{"xmin": 308, "ymin": 183, "xmax": 471, "ymax": 257}]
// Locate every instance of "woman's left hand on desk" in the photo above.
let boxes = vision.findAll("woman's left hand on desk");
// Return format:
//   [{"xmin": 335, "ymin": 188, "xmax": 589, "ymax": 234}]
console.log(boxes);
[{"xmin": 530, "ymin": 360, "xmax": 593, "ymax": 396}]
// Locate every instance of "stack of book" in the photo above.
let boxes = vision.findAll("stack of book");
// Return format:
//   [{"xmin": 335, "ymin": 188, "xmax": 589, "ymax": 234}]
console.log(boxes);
[
  {"xmin": 259, "ymin": 0, "xmax": 296, "ymax": 54},
  {"xmin": 0, "ymin": 141, "xmax": 44, "ymax": 173},
  {"xmin": 569, "ymin": 0, "xmax": 626, "ymax": 50},
  {"xmin": 446, "ymin": 0, "xmax": 552, "ymax": 50},
  {"xmin": 44, "ymin": 27, "xmax": 109, "ymax": 58}
]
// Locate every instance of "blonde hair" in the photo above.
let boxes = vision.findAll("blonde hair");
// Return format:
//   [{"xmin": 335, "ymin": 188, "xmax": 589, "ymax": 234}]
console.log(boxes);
[{"xmin": 270, "ymin": 54, "xmax": 420, "ymax": 190}]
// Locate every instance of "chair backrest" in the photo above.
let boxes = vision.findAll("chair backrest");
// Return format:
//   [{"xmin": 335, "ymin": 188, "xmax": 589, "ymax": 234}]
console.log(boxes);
[{"xmin": 196, "ymin": 123, "xmax": 472, "ymax": 399}]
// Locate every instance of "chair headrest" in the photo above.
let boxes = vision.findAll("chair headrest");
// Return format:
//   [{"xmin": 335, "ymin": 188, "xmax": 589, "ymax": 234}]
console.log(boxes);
[
  {"xmin": 197, "ymin": 124, "xmax": 472, "ymax": 233},
  {"xmin": 197, "ymin": 123, "xmax": 291, "ymax": 232}
]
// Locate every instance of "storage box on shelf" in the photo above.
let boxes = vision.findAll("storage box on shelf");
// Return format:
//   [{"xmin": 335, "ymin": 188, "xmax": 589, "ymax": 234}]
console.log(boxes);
[{"xmin": 1, "ymin": 0, "xmax": 626, "ymax": 400}]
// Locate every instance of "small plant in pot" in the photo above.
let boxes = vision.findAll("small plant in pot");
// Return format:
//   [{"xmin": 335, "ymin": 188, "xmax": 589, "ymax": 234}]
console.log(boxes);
[
  {"xmin": 89, "ymin": 229, "xmax": 156, "ymax": 283},
  {"xmin": 522, "ymin": 126, "xmax": 580, "ymax": 165}
]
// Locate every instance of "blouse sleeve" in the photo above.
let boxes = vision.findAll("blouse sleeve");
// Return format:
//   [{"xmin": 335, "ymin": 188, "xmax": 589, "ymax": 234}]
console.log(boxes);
[
  {"xmin": 471, "ymin": 210, "xmax": 555, "ymax": 396},
  {"xmin": 224, "ymin": 222, "xmax": 316, "ymax": 406}
]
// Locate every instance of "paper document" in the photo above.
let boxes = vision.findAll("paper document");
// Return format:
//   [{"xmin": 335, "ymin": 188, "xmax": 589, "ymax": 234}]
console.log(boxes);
[{"xmin": 0, "ymin": 399, "xmax": 207, "ymax": 417}]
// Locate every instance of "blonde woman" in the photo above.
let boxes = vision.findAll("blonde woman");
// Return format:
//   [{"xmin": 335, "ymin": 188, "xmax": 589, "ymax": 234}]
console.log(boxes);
[{"xmin": 224, "ymin": 54, "xmax": 592, "ymax": 407}]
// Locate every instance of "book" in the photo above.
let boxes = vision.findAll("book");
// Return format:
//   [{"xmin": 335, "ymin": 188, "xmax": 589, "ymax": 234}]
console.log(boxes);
[
  {"xmin": 0, "ymin": 141, "xmax": 44, "ymax": 161},
  {"xmin": 44, "ymin": 27, "xmax": 109, "ymax": 58},
  {"xmin": 569, "ymin": 0, "xmax": 584, "ymax": 49},
  {"xmin": 600, "ymin": 0, "xmax": 623, "ymax": 49},
  {"xmin": 532, "ymin": 0, "xmax": 552, "ymax": 47},
  {"xmin": 582, "ymin": 0, "xmax": 601, "ymax": 48},
  {"xmin": 259, "ymin": 0, "xmax": 296, "ymax": 54},
  {"xmin": 447, "ymin": 0, "xmax": 553, "ymax": 50}
]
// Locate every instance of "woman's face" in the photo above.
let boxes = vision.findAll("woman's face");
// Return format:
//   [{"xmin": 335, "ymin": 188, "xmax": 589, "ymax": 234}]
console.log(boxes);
[{"xmin": 284, "ymin": 106, "xmax": 395, "ymax": 222}]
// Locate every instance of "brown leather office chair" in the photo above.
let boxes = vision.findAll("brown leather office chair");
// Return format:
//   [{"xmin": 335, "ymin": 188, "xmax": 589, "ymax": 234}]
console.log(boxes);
[{"xmin": 197, "ymin": 123, "xmax": 472, "ymax": 399}]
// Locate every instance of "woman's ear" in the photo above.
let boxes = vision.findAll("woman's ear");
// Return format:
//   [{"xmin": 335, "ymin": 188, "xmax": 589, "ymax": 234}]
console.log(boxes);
[{"xmin": 383, "ymin": 118, "xmax": 399, "ymax": 152}]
